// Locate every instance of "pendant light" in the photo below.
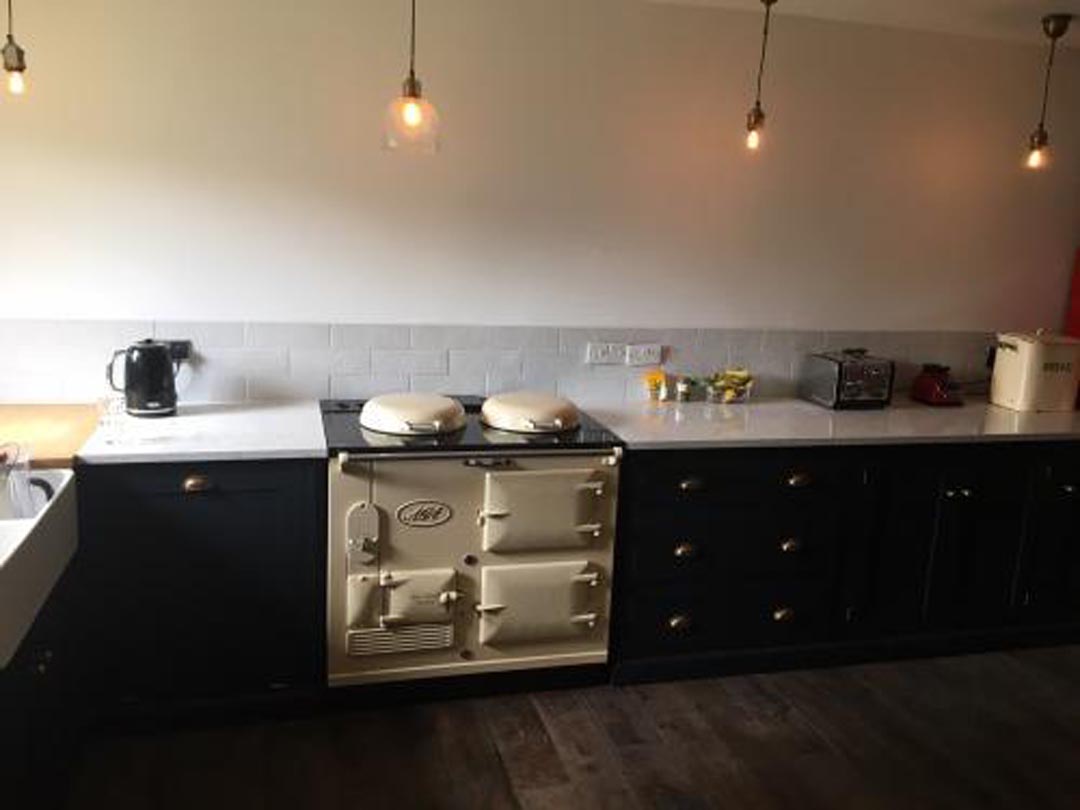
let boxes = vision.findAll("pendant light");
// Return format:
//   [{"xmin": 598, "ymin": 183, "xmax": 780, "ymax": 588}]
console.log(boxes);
[
  {"xmin": 2, "ymin": 0, "xmax": 27, "ymax": 96},
  {"xmin": 384, "ymin": 0, "xmax": 440, "ymax": 153},
  {"xmin": 1025, "ymin": 13, "xmax": 1072, "ymax": 170},
  {"xmin": 745, "ymin": 0, "xmax": 778, "ymax": 151}
]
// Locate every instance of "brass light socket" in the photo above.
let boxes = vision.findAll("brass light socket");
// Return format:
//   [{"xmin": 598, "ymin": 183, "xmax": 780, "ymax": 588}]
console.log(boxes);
[
  {"xmin": 746, "ymin": 102, "xmax": 766, "ymax": 132},
  {"xmin": 2, "ymin": 35, "xmax": 26, "ymax": 73},
  {"xmin": 402, "ymin": 73, "xmax": 422, "ymax": 99}
]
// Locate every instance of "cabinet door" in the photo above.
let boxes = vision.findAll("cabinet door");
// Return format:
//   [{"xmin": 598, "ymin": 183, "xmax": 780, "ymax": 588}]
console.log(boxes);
[
  {"xmin": 923, "ymin": 450, "xmax": 1027, "ymax": 629},
  {"xmin": 856, "ymin": 450, "xmax": 939, "ymax": 634},
  {"xmin": 74, "ymin": 461, "xmax": 325, "ymax": 703},
  {"xmin": 1017, "ymin": 454, "xmax": 1080, "ymax": 623}
]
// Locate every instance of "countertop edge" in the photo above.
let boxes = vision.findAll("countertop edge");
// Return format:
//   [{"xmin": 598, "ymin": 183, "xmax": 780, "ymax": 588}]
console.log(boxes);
[{"xmin": 619, "ymin": 433, "xmax": 1080, "ymax": 450}]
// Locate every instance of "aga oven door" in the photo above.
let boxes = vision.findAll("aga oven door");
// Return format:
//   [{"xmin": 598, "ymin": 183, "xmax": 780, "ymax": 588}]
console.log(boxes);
[
  {"xmin": 477, "ymin": 560, "xmax": 602, "ymax": 646},
  {"xmin": 480, "ymin": 469, "xmax": 608, "ymax": 552}
]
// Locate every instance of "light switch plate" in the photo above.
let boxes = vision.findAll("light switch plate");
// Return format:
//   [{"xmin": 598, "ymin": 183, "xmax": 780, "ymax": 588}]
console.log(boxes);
[
  {"xmin": 625, "ymin": 343, "xmax": 663, "ymax": 366},
  {"xmin": 585, "ymin": 342, "xmax": 627, "ymax": 365}
]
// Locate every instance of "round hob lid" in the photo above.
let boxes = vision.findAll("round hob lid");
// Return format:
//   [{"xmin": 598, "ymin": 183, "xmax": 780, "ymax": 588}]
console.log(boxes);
[
  {"xmin": 481, "ymin": 390, "xmax": 579, "ymax": 434},
  {"xmin": 359, "ymin": 393, "xmax": 467, "ymax": 436}
]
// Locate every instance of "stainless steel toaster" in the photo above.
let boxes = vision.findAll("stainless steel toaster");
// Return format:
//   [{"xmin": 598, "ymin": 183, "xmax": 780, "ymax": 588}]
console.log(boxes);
[{"xmin": 797, "ymin": 348, "xmax": 895, "ymax": 409}]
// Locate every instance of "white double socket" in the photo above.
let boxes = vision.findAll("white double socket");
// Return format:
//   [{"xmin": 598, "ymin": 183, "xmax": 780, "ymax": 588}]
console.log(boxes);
[{"xmin": 585, "ymin": 342, "xmax": 663, "ymax": 366}]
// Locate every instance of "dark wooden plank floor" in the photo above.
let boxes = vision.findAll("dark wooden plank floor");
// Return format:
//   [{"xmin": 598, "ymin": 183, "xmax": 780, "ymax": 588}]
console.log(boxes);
[{"xmin": 65, "ymin": 646, "xmax": 1080, "ymax": 810}]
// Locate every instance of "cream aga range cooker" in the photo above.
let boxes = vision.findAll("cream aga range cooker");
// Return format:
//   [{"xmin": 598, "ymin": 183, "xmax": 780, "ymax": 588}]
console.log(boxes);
[{"xmin": 322, "ymin": 391, "xmax": 622, "ymax": 686}]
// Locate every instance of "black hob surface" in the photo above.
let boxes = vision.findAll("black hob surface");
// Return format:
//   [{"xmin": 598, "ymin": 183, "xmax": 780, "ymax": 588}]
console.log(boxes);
[{"xmin": 321, "ymin": 396, "xmax": 621, "ymax": 454}]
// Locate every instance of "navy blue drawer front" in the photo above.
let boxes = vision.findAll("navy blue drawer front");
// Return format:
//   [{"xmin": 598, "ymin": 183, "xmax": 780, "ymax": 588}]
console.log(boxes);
[
  {"xmin": 623, "ymin": 448, "xmax": 859, "ymax": 507},
  {"xmin": 622, "ymin": 580, "xmax": 833, "ymax": 657},
  {"xmin": 626, "ymin": 504, "xmax": 839, "ymax": 583}
]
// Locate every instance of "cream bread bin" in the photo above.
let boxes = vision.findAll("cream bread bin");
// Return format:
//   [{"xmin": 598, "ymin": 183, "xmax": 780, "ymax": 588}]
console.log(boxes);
[{"xmin": 990, "ymin": 331, "xmax": 1080, "ymax": 413}]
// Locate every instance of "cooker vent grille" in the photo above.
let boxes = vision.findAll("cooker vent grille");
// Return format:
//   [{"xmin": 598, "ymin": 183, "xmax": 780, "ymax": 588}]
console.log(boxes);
[{"xmin": 347, "ymin": 624, "xmax": 454, "ymax": 657}]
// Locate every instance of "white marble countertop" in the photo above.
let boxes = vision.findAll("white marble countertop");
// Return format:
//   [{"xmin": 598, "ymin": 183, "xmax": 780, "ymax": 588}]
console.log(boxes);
[
  {"xmin": 590, "ymin": 398, "xmax": 1080, "ymax": 450},
  {"xmin": 77, "ymin": 401, "xmax": 327, "ymax": 464}
]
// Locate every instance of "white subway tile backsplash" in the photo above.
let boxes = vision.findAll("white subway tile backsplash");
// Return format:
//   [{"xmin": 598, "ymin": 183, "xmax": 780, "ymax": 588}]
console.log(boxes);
[
  {"xmin": 411, "ymin": 326, "xmax": 558, "ymax": 351},
  {"xmin": 245, "ymin": 322, "xmax": 330, "ymax": 349},
  {"xmin": 331, "ymin": 324, "xmax": 410, "ymax": 349},
  {"xmin": 449, "ymin": 350, "xmax": 523, "ymax": 378},
  {"xmin": 195, "ymin": 348, "xmax": 288, "ymax": 374},
  {"xmin": 247, "ymin": 371, "xmax": 329, "ymax": 401},
  {"xmin": 410, "ymin": 372, "xmax": 487, "ymax": 395},
  {"xmin": 0, "ymin": 319, "xmax": 997, "ymax": 407},
  {"xmin": 330, "ymin": 374, "xmax": 410, "ymax": 399},
  {"xmin": 154, "ymin": 321, "xmax": 245, "ymax": 348},
  {"xmin": 372, "ymin": 349, "xmax": 448, "ymax": 376}
]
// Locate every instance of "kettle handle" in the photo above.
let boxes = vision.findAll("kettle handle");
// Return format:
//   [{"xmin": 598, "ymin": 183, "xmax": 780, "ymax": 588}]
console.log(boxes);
[{"xmin": 106, "ymin": 349, "xmax": 126, "ymax": 392}]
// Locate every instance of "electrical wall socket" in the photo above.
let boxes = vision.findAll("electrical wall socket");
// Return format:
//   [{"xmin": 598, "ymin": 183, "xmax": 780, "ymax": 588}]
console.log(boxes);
[
  {"xmin": 585, "ymin": 342, "xmax": 627, "ymax": 365},
  {"xmin": 625, "ymin": 343, "xmax": 663, "ymax": 366}
]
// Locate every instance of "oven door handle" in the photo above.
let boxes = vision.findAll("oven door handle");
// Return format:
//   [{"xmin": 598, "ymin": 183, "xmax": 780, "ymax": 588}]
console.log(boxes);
[
  {"xmin": 574, "ymin": 523, "xmax": 603, "ymax": 539},
  {"xmin": 570, "ymin": 612, "xmax": 599, "ymax": 628}
]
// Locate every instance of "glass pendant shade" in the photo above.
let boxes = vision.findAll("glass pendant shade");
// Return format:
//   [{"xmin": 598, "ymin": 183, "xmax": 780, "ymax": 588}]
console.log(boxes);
[{"xmin": 384, "ymin": 91, "xmax": 440, "ymax": 154}]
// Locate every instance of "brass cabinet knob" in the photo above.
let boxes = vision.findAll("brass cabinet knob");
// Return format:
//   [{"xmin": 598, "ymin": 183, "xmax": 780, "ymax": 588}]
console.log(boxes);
[
  {"xmin": 771, "ymin": 606, "xmax": 796, "ymax": 623},
  {"xmin": 667, "ymin": 613, "xmax": 693, "ymax": 633},
  {"xmin": 673, "ymin": 542, "xmax": 697, "ymax": 560},
  {"xmin": 678, "ymin": 477, "xmax": 704, "ymax": 493},
  {"xmin": 1061, "ymin": 484, "xmax": 1077, "ymax": 496},
  {"xmin": 784, "ymin": 471, "xmax": 812, "ymax": 489},
  {"xmin": 779, "ymin": 537, "xmax": 803, "ymax": 554},
  {"xmin": 945, "ymin": 486, "xmax": 975, "ymax": 500},
  {"xmin": 182, "ymin": 474, "xmax": 213, "ymax": 494}
]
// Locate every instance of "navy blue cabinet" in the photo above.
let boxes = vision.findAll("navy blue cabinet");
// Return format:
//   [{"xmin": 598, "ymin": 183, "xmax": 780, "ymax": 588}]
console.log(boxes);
[
  {"xmin": 73, "ymin": 460, "xmax": 326, "ymax": 709},
  {"xmin": 614, "ymin": 441, "xmax": 1079, "ymax": 683},
  {"xmin": 0, "ymin": 571, "xmax": 72, "ymax": 809},
  {"xmin": 1017, "ymin": 450, "xmax": 1080, "ymax": 623}
]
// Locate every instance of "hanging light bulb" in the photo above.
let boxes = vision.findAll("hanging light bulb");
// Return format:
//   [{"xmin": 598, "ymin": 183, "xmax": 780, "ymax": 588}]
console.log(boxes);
[
  {"xmin": 1026, "ymin": 126, "xmax": 1048, "ymax": 170},
  {"xmin": 745, "ymin": 0, "xmax": 777, "ymax": 153},
  {"xmin": 1024, "ymin": 14, "xmax": 1072, "ymax": 171},
  {"xmin": 2, "ymin": 0, "xmax": 27, "ymax": 97},
  {"xmin": 384, "ymin": 0, "xmax": 440, "ymax": 153}
]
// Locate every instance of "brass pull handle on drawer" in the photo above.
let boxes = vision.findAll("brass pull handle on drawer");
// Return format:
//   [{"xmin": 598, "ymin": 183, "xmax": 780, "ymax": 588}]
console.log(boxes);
[
  {"xmin": 1060, "ymin": 484, "xmax": 1077, "ymax": 496},
  {"xmin": 673, "ymin": 542, "xmax": 697, "ymax": 560},
  {"xmin": 779, "ymin": 537, "xmax": 803, "ymax": 554},
  {"xmin": 678, "ymin": 477, "xmax": 704, "ymax": 493},
  {"xmin": 182, "ymin": 474, "xmax": 213, "ymax": 494},
  {"xmin": 667, "ymin": 613, "xmax": 693, "ymax": 633},
  {"xmin": 784, "ymin": 471, "xmax": 813, "ymax": 489},
  {"xmin": 771, "ymin": 606, "xmax": 796, "ymax": 623}
]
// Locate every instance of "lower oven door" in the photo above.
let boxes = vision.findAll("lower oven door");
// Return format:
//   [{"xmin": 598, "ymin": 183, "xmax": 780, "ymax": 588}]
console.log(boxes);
[{"xmin": 477, "ymin": 560, "xmax": 602, "ymax": 646}]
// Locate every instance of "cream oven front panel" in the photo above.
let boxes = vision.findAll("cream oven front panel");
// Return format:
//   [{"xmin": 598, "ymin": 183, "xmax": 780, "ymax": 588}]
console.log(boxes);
[{"xmin": 327, "ymin": 452, "xmax": 619, "ymax": 685}]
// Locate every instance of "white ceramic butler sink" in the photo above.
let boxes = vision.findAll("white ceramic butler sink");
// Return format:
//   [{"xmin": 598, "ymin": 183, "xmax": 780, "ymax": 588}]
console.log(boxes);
[{"xmin": 0, "ymin": 469, "xmax": 78, "ymax": 669}]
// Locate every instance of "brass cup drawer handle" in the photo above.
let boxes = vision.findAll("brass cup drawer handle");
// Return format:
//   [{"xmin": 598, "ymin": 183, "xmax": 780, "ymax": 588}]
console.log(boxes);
[
  {"xmin": 678, "ymin": 477, "xmax": 705, "ymax": 493},
  {"xmin": 784, "ymin": 471, "xmax": 813, "ymax": 489},
  {"xmin": 182, "ymin": 474, "xmax": 213, "ymax": 494},
  {"xmin": 673, "ymin": 542, "xmax": 697, "ymax": 560},
  {"xmin": 779, "ymin": 537, "xmax": 803, "ymax": 554},
  {"xmin": 944, "ymin": 487, "xmax": 976, "ymax": 500},
  {"xmin": 771, "ymin": 606, "xmax": 796, "ymax": 623},
  {"xmin": 1061, "ymin": 483, "xmax": 1078, "ymax": 496},
  {"xmin": 667, "ymin": 613, "xmax": 693, "ymax": 633}
]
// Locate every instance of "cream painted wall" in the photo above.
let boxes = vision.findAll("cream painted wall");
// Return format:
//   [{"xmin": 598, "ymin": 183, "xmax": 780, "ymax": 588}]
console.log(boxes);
[{"xmin": 1, "ymin": 0, "xmax": 1078, "ymax": 330}]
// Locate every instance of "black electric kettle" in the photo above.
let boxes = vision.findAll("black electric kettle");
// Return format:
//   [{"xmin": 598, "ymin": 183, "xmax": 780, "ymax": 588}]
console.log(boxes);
[{"xmin": 107, "ymin": 339, "xmax": 180, "ymax": 417}]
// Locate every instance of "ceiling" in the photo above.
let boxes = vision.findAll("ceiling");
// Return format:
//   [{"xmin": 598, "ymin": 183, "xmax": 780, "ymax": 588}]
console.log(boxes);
[{"xmin": 647, "ymin": 1, "xmax": 1080, "ymax": 47}]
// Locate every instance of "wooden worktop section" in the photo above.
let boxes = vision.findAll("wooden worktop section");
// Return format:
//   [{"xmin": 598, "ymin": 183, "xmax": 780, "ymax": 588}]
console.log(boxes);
[{"xmin": 0, "ymin": 404, "xmax": 100, "ymax": 468}]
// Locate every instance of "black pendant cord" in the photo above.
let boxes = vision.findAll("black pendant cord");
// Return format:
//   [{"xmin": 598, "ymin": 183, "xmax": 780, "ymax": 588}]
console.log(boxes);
[
  {"xmin": 754, "ymin": 2, "xmax": 772, "ymax": 106},
  {"xmin": 7, "ymin": 0, "xmax": 13, "ymax": 38},
  {"xmin": 408, "ymin": 0, "xmax": 417, "ymax": 80},
  {"xmin": 1036, "ymin": 35, "xmax": 1059, "ymax": 132}
]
